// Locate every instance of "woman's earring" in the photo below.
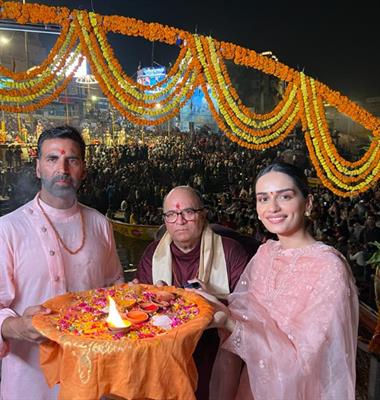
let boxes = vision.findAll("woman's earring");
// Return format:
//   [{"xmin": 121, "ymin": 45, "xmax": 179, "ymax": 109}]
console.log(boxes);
[{"xmin": 304, "ymin": 210, "xmax": 311, "ymax": 217}]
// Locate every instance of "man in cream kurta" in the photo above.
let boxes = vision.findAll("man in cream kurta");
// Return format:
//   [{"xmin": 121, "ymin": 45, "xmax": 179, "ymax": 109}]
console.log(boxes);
[{"xmin": 0, "ymin": 126, "xmax": 123, "ymax": 400}]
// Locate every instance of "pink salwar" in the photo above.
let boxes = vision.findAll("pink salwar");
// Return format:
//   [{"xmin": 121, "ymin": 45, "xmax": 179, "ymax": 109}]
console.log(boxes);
[{"xmin": 210, "ymin": 240, "xmax": 359, "ymax": 400}]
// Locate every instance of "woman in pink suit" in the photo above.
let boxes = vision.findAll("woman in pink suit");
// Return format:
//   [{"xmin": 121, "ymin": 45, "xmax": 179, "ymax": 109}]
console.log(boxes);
[{"xmin": 199, "ymin": 162, "xmax": 359, "ymax": 400}]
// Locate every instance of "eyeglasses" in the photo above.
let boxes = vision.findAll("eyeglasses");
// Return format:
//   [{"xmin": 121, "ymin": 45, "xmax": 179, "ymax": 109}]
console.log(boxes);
[{"xmin": 163, "ymin": 207, "xmax": 205, "ymax": 223}]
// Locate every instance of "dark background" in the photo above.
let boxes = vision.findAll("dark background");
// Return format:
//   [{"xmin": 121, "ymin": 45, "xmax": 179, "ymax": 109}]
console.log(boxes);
[{"xmin": 19, "ymin": 0, "xmax": 380, "ymax": 100}]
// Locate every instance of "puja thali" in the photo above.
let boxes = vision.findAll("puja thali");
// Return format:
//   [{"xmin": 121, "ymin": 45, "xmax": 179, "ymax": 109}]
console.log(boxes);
[
  {"xmin": 33, "ymin": 283, "xmax": 206, "ymax": 341},
  {"xmin": 32, "ymin": 284, "xmax": 213, "ymax": 400}
]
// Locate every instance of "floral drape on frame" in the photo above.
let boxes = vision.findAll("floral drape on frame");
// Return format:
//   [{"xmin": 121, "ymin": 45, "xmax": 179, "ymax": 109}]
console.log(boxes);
[{"xmin": 0, "ymin": 1, "xmax": 379, "ymax": 196}]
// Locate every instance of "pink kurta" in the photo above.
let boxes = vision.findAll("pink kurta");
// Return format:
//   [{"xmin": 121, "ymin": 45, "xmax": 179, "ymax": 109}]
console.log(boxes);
[
  {"xmin": 0, "ymin": 195, "xmax": 123, "ymax": 400},
  {"xmin": 211, "ymin": 240, "xmax": 359, "ymax": 400}
]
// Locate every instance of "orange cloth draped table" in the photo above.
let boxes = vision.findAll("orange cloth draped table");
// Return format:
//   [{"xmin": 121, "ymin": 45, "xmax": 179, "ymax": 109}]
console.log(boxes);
[{"xmin": 32, "ymin": 284, "xmax": 213, "ymax": 400}]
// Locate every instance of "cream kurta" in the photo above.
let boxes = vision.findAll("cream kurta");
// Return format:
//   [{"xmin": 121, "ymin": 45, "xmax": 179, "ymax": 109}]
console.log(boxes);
[
  {"xmin": 211, "ymin": 240, "xmax": 359, "ymax": 400},
  {"xmin": 0, "ymin": 195, "xmax": 123, "ymax": 400}
]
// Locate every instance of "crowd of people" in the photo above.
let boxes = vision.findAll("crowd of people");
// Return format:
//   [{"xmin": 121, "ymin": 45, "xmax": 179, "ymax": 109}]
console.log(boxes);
[
  {"xmin": 0, "ymin": 124, "xmax": 376, "ymax": 399},
  {"xmin": 1, "ymin": 127, "xmax": 379, "ymax": 306}
]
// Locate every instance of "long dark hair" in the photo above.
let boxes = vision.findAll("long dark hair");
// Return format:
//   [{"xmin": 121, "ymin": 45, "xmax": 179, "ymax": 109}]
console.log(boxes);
[{"xmin": 255, "ymin": 162, "xmax": 310, "ymax": 198}]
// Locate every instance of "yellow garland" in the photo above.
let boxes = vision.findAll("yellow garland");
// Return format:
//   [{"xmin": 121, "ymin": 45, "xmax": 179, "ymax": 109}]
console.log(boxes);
[
  {"xmin": 300, "ymin": 74, "xmax": 375, "ymax": 181},
  {"xmin": 205, "ymin": 36, "xmax": 299, "ymax": 128},
  {"xmin": 90, "ymin": 13, "xmax": 191, "ymax": 93},
  {"xmin": 197, "ymin": 36, "xmax": 300, "ymax": 139},
  {"xmin": 311, "ymin": 81, "xmax": 379, "ymax": 170},
  {"xmin": 299, "ymin": 73, "xmax": 380, "ymax": 194},
  {"xmin": 76, "ymin": 12, "xmax": 199, "ymax": 123},
  {"xmin": 305, "ymin": 134, "xmax": 380, "ymax": 196},
  {"xmin": 78, "ymin": 11, "xmax": 193, "ymax": 109},
  {"xmin": 89, "ymin": 12, "xmax": 194, "ymax": 101},
  {"xmin": 0, "ymin": 1, "xmax": 379, "ymax": 195},
  {"xmin": 0, "ymin": 25, "xmax": 78, "ymax": 95},
  {"xmin": 1, "ymin": 55, "xmax": 84, "ymax": 112},
  {"xmin": 196, "ymin": 59, "xmax": 299, "ymax": 149},
  {"xmin": 309, "ymin": 79, "xmax": 379, "ymax": 179},
  {"xmin": 0, "ymin": 47, "xmax": 81, "ymax": 102},
  {"xmin": 0, "ymin": 18, "xmax": 73, "ymax": 81}
]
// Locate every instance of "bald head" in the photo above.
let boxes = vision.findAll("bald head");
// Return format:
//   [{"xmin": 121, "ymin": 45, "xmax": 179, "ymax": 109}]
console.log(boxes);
[
  {"xmin": 163, "ymin": 186, "xmax": 204, "ymax": 212},
  {"xmin": 162, "ymin": 186, "xmax": 207, "ymax": 252}
]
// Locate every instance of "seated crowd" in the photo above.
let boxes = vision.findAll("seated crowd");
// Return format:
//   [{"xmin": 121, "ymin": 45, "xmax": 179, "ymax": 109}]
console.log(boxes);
[{"xmin": 0, "ymin": 124, "xmax": 375, "ymax": 399}]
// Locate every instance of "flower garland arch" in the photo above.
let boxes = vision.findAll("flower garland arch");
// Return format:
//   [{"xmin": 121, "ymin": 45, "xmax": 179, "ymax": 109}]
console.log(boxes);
[{"xmin": 0, "ymin": 0, "xmax": 379, "ymax": 196}]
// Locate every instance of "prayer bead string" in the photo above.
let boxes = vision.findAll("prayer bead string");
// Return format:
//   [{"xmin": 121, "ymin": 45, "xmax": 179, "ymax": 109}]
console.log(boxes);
[{"xmin": 36, "ymin": 194, "xmax": 86, "ymax": 255}]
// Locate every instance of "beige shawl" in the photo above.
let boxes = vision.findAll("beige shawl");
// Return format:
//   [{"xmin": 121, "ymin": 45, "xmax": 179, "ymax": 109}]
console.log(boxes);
[{"xmin": 152, "ymin": 224, "xmax": 230, "ymax": 296}]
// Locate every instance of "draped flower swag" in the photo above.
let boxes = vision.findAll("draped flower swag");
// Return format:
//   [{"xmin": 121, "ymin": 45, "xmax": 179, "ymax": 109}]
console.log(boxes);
[{"xmin": 0, "ymin": 1, "xmax": 379, "ymax": 196}]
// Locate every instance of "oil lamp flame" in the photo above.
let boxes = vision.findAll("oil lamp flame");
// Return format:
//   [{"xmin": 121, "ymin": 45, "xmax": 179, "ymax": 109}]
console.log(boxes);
[{"xmin": 106, "ymin": 296, "xmax": 130, "ymax": 328}]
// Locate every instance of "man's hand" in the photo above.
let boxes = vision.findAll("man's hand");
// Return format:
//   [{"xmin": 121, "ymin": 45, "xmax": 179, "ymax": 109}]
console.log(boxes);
[{"xmin": 1, "ymin": 305, "xmax": 51, "ymax": 343}]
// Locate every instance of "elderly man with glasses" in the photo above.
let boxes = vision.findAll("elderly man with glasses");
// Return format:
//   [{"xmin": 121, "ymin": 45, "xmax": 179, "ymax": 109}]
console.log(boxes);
[{"xmin": 136, "ymin": 185, "xmax": 249, "ymax": 400}]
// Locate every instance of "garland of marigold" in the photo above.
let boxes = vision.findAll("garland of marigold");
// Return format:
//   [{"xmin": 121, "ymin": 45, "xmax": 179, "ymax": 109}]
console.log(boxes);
[
  {"xmin": 195, "ymin": 36, "xmax": 300, "ymax": 144},
  {"xmin": 0, "ymin": 46, "xmax": 80, "ymax": 103},
  {"xmin": 300, "ymin": 74, "xmax": 380, "ymax": 194},
  {"xmin": 300, "ymin": 74, "xmax": 380, "ymax": 181},
  {"xmin": 0, "ymin": 1, "xmax": 378, "ymax": 195},
  {"xmin": 76, "ymin": 12, "xmax": 199, "ymax": 121},
  {"xmin": 206, "ymin": 37, "xmax": 299, "ymax": 126},
  {"xmin": 199, "ymin": 36, "xmax": 300, "ymax": 137},
  {"xmin": 0, "ymin": 53, "xmax": 84, "ymax": 112},
  {"xmin": 91, "ymin": 13, "xmax": 190, "ymax": 94},
  {"xmin": 0, "ymin": 28, "xmax": 78, "ymax": 97},
  {"xmin": 76, "ymin": 12, "xmax": 200, "ymax": 125},
  {"xmin": 89, "ymin": 12, "xmax": 193, "ymax": 101},
  {"xmin": 0, "ymin": 1, "xmax": 70, "ymax": 26},
  {"xmin": 309, "ymin": 78, "xmax": 380, "ymax": 179},
  {"xmin": 304, "ymin": 133, "xmax": 380, "ymax": 196},
  {"xmin": 0, "ymin": 17, "xmax": 73, "ymax": 81},
  {"xmin": 78, "ymin": 11, "xmax": 197, "ymax": 111},
  {"xmin": 195, "ymin": 55, "xmax": 299, "ymax": 149}
]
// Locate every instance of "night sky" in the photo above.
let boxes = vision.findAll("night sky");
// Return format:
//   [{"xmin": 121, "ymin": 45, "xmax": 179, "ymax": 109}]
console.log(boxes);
[{"xmin": 31, "ymin": 0, "xmax": 380, "ymax": 101}]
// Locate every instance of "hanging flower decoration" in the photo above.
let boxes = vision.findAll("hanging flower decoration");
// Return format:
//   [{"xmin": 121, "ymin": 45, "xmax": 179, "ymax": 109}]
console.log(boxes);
[
  {"xmin": 193, "ymin": 35, "xmax": 301, "ymax": 147},
  {"xmin": 75, "ymin": 11, "xmax": 200, "ymax": 126},
  {"xmin": 0, "ymin": 0, "xmax": 379, "ymax": 195}
]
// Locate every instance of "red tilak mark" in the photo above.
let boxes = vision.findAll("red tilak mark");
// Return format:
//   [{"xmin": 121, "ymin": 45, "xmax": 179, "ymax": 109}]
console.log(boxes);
[
  {"xmin": 60, "ymin": 149, "xmax": 66, "ymax": 155},
  {"xmin": 175, "ymin": 202, "xmax": 181, "ymax": 209}
]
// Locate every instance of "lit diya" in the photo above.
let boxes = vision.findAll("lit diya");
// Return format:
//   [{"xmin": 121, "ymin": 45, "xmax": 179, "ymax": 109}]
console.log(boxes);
[
  {"xmin": 35, "ymin": 285, "xmax": 204, "ymax": 341},
  {"xmin": 106, "ymin": 296, "xmax": 131, "ymax": 332}
]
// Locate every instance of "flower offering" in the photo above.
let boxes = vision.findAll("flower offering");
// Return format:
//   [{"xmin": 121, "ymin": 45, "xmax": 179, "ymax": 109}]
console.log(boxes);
[{"xmin": 51, "ymin": 284, "xmax": 200, "ymax": 340}]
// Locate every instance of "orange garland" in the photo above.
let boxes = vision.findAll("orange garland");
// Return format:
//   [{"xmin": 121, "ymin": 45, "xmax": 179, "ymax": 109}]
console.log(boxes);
[
  {"xmin": 92, "ymin": 13, "xmax": 189, "ymax": 93},
  {"xmin": 78, "ymin": 11, "xmax": 196, "ymax": 110},
  {"xmin": 198, "ymin": 36, "xmax": 300, "ymax": 139},
  {"xmin": 0, "ymin": 18, "xmax": 73, "ymax": 80},
  {"xmin": 0, "ymin": 1, "xmax": 379, "ymax": 195},
  {"xmin": 75, "ymin": 12, "xmax": 200, "ymax": 125}
]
